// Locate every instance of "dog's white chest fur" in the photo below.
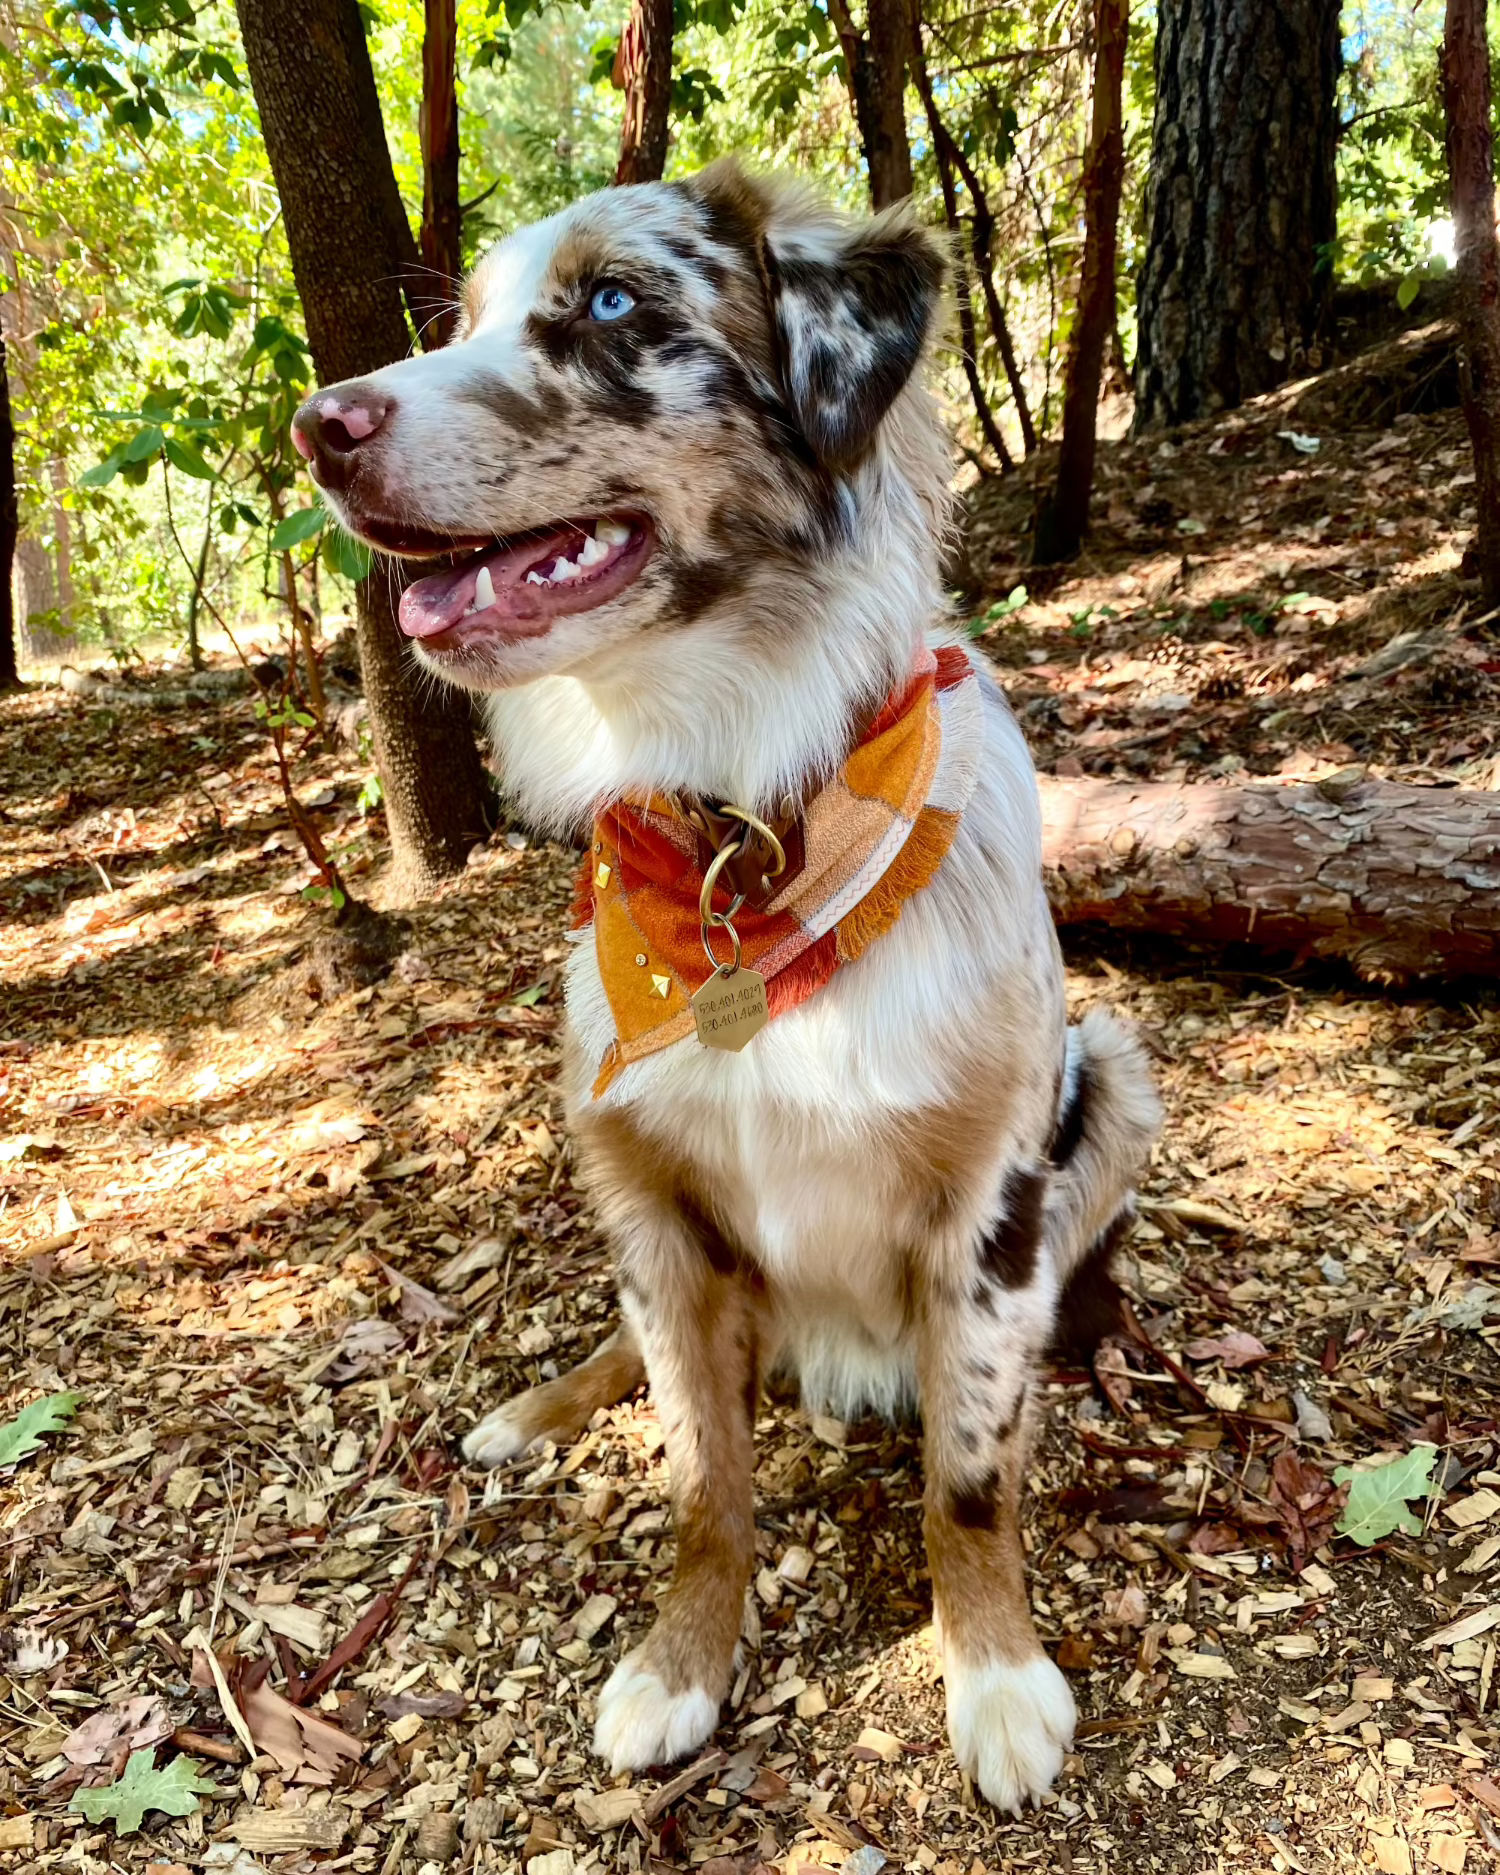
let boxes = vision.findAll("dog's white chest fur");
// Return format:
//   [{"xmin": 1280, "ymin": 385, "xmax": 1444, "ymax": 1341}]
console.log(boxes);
[{"xmin": 560, "ymin": 668, "xmax": 1065, "ymax": 1418}]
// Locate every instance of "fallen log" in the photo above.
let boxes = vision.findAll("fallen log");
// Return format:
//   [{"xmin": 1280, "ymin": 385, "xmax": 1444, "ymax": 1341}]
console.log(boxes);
[{"xmin": 1038, "ymin": 774, "xmax": 1500, "ymax": 982}]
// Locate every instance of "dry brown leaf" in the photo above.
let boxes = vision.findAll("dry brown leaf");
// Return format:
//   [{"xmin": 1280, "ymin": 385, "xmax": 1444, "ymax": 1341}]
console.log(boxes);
[
  {"xmin": 237, "ymin": 1678, "xmax": 364, "ymax": 1778},
  {"xmin": 61, "ymin": 1695, "xmax": 173, "ymax": 1767}
]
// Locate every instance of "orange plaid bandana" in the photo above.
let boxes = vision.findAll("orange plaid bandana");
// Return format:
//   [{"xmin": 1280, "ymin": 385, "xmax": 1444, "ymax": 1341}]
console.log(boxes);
[{"xmin": 579, "ymin": 644, "xmax": 983, "ymax": 1095}]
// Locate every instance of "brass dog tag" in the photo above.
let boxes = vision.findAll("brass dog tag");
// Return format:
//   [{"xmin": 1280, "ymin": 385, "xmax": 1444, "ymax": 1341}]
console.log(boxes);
[{"xmin": 691, "ymin": 967, "xmax": 769, "ymax": 1052}]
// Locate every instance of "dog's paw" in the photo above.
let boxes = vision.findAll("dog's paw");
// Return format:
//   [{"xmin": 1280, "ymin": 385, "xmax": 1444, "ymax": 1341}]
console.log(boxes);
[
  {"xmin": 593, "ymin": 1654, "xmax": 718, "ymax": 1773},
  {"xmin": 944, "ymin": 1652, "xmax": 1076, "ymax": 1816},
  {"xmin": 461, "ymin": 1400, "xmax": 543, "ymax": 1470}
]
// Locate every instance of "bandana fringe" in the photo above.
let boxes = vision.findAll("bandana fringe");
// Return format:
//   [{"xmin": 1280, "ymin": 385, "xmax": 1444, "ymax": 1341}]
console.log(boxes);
[{"xmin": 835, "ymin": 804, "xmax": 958, "ymax": 964}]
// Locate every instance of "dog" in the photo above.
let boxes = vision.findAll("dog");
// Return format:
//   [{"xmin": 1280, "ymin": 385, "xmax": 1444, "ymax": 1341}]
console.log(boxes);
[{"xmin": 292, "ymin": 160, "xmax": 1160, "ymax": 1814}]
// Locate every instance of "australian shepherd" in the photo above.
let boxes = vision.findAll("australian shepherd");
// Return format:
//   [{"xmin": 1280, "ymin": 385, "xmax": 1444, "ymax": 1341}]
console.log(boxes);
[{"xmin": 293, "ymin": 160, "xmax": 1160, "ymax": 1814}]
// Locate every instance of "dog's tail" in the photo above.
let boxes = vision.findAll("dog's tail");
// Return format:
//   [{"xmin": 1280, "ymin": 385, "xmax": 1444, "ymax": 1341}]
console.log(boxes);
[{"xmin": 1044, "ymin": 1006, "xmax": 1162, "ymax": 1356}]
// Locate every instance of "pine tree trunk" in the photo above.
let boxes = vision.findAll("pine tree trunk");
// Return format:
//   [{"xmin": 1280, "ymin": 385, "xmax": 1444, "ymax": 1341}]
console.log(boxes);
[
  {"xmin": 0, "ymin": 336, "xmax": 17, "ymax": 691},
  {"xmin": 236, "ymin": 0, "xmax": 492, "ymax": 893},
  {"xmin": 1134, "ymin": 0, "xmax": 1341, "ymax": 429},
  {"xmin": 1039, "ymin": 775, "xmax": 1500, "ymax": 984},
  {"xmin": 1033, "ymin": 0, "xmax": 1128, "ymax": 562},
  {"xmin": 614, "ymin": 0, "xmax": 674, "ymax": 186},
  {"xmin": 1443, "ymin": 0, "xmax": 1500, "ymax": 606},
  {"xmin": 420, "ymin": 0, "xmax": 462, "ymax": 348}
]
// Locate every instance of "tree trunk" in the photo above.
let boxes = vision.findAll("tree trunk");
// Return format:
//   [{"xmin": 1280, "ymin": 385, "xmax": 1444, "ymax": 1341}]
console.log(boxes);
[
  {"xmin": 613, "ymin": 0, "xmax": 674, "ymax": 187},
  {"xmin": 1033, "ymin": 0, "xmax": 1127, "ymax": 563},
  {"xmin": 1038, "ymin": 775, "xmax": 1500, "ymax": 984},
  {"xmin": 827, "ymin": 0, "xmax": 912, "ymax": 211},
  {"xmin": 420, "ymin": 0, "xmax": 461, "ymax": 348},
  {"xmin": 0, "ymin": 336, "xmax": 17, "ymax": 690},
  {"xmin": 1443, "ymin": 0, "xmax": 1500, "ymax": 606},
  {"xmin": 1134, "ymin": 0, "xmax": 1341, "ymax": 429},
  {"xmin": 236, "ymin": 0, "xmax": 492, "ymax": 892}
]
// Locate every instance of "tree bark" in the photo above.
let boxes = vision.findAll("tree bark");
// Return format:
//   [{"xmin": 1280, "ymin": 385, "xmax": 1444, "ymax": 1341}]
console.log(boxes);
[
  {"xmin": 1039, "ymin": 775, "xmax": 1500, "ymax": 984},
  {"xmin": 1134, "ymin": 0, "xmax": 1341, "ymax": 429},
  {"xmin": 236, "ymin": 0, "xmax": 492, "ymax": 892},
  {"xmin": 0, "ymin": 335, "xmax": 17, "ymax": 690},
  {"xmin": 1033, "ymin": 0, "xmax": 1127, "ymax": 563},
  {"xmin": 1442, "ymin": 0, "xmax": 1500, "ymax": 606},
  {"xmin": 419, "ymin": 0, "xmax": 462, "ymax": 348},
  {"xmin": 863, "ymin": 0, "xmax": 914, "ymax": 208},
  {"xmin": 613, "ymin": 0, "xmax": 674, "ymax": 187}
]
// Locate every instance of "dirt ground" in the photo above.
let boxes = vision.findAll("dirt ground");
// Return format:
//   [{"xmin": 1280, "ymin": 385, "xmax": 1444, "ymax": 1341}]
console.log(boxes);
[{"xmin": 3, "ymin": 374, "xmax": 1500, "ymax": 1875}]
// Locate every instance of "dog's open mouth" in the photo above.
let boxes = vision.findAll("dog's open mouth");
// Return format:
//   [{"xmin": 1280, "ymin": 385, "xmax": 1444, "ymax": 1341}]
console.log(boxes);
[{"xmin": 395, "ymin": 515, "xmax": 653, "ymax": 651}]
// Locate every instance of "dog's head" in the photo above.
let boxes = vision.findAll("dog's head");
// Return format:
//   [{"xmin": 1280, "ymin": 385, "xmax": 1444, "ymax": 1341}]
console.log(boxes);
[{"xmin": 292, "ymin": 162, "xmax": 948, "ymax": 693}]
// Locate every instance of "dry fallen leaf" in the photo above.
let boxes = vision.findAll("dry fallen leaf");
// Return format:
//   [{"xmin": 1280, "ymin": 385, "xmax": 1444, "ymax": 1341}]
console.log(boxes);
[
  {"xmin": 236, "ymin": 1676, "xmax": 364, "ymax": 1780},
  {"xmin": 62, "ymin": 1696, "xmax": 174, "ymax": 1768}
]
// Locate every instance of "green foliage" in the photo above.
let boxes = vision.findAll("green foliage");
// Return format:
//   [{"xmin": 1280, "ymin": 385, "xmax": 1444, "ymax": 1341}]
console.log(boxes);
[
  {"xmin": 1334, "ymin": 1445, "xmax": 1439, "ymax": 1546},
  {"xmin": 967, "ymin": 586, "xmax": 1028, "ymax": 635},
  {"xmin": 323, "ymin": 528, "xmax": 374, "ymax": 582},
  {"xmin": 0, "ymin": 1392, "xmax": 82, "ymax": 1467},
  {"xmin": 270, "ymin": 507, "xmax": 326, "ymax": 551},
  {"xmin": 1338, "ymin": 2, "xmax": 1451, "ymax": 291},
  {"xmin": 69, "ymin": 1751, "xmax": 218, "ymax": 1836}
]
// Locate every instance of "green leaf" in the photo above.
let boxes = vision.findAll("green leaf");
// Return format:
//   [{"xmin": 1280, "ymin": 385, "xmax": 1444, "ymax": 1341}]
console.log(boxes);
[
  {"xmin": 0, "ymin": 1391, "xmax": 81, "ymax": 1467},
  {"xmin": 79, "ymin": 450, "xmax": 125, "ymax": 488},
  {"xmin": 1396, "ymin": 270, "xmax": 1421, "ymax": 312},
  {"xmin": 322, "ymin": 528, "xmax": 372, "ymax": 582},
  {"xmin": 163, "ymin": 436, "xmax": 215, "ymax": 480},
  {"xmin": 588, "ymin": 33, "xmax": 618, "ymax": 84},
  {"xmin": 123, "ymin": 424, "xmax": 164, "ymax": 463},
  {"xmin": 1334, "ymin": 1445, "xmax": 1438, "ymax": 1546},
  {"xmin": 270, "ymin": 507, "xmax": 324, "ymax": 550},
  {"xmin": 69, "ymin": 1750, "xmax": 217, "ymax": 1836}
]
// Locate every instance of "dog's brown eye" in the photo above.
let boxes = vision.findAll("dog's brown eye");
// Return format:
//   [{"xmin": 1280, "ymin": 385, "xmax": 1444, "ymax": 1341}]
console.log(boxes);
[{"xmin": 589, "ymin": 284, "xmax": 635, "ymax": 322}]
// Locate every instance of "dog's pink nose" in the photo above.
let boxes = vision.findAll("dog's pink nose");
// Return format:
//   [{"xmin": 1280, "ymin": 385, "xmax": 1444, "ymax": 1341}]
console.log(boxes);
[{"xmin": 291, "ymin": 384, "xmax": 392, "ymax": 491}]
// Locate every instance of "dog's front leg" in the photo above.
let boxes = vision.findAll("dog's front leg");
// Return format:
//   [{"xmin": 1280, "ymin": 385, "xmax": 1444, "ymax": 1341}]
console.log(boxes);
[
  {"xmin": 917, "ymin": 1171, "xmax": 1076, "ymax": 1815},
  {"xmin": 592, "ymin": 1202, "xmax": 759, "ymax": 1773}
]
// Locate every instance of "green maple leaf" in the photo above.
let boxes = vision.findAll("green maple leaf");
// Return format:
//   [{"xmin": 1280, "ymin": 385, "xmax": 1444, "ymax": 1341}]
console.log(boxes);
[
  {"xmin": 69, "ymin": 1750, "xmax": 217, "ymax": 1836},
  {"xmin": 1334, "ymin": 1445, "xmax": 1439, "ymax": 1547},
  {"xmin": 0, "ymin": 1392, "xmax": 81, "ymax": 1467}
]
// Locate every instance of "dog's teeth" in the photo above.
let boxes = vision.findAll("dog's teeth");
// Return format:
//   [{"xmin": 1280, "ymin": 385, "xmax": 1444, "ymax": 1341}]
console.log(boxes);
[
  {"xmin": 551, "ymin": 557, "xmax": 578, "ymax": 581},
  {"xmin": 474, "ymin": 565, "xmax": 496, "ymax": 610},
  {"xmin": 597, "ymin": 520, "xmax": 631, "ymax": 547},
  {"xmin": 526, "ymin": 570, "xmax": 546, "ymax": 586},
  {"xmin": 578, "ymin": 534, "xmax": 609, "ymax": 568}
]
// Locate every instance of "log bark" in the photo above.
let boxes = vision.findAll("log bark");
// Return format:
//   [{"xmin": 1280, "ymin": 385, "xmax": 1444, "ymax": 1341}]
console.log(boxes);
[
  {"xmin": 1134, "ymin": 0, "xmax": 1341, "ymax": 428},
  {"xmin": 1442, "ymin": 0, "xmax": 1500, "ymax": 606},
  {"xmin": 419, "ymin": 0, "xmax": 462, "ymax": 348},
  {"xmin": 0, "ymin": 335, "xmax": 17, "ymax": 690},
  {"xmin": 1033, "ymin": 0, "xmax": 1127, "ymax": 562},
  {"xmin": 613, "ymin": 0, "xmax": 674, "ymax": 187},
  {"xmin": 1038, "ymin": 776, "xmax": 1500, "ymax": 983},
  {"xmin": 236, "ymin": 0, "xmax": 492, "ymax": 893}
]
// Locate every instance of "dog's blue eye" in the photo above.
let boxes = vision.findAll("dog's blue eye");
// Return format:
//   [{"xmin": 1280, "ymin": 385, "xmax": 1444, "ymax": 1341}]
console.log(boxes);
[{"xmin": 589, "ymin": 284, "xmax": 635, "ymax": 322}]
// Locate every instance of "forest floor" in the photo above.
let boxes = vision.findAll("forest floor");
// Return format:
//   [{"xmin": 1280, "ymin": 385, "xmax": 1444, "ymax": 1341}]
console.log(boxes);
[{"xmin": 3, "ymin": 370, "xmax": 1500, "ymax": 1875}]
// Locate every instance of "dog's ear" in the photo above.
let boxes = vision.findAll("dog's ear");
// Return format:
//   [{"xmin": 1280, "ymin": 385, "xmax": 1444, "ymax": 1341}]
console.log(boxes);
[{"xmin": 765, "ymin": 207, "xmax": 946, "ymax": 472}]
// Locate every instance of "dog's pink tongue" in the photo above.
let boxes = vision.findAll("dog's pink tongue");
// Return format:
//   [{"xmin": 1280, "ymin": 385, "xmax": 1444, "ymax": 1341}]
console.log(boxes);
[{"xmin": 398, "ymin": 531, "xmax": 571, "ymax": 640}]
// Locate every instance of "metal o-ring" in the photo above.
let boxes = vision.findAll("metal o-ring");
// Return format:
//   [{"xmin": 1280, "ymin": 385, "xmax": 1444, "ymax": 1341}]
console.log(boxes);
[{"xmin": 719, "ymin": 804, "xmax": 787, "ymax": 880}]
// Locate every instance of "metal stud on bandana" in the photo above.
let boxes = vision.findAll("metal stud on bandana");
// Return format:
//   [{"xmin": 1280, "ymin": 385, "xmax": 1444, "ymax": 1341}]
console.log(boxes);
[{"xmin": 689, "ymin": 806, "xmax": 782, "ymax": 1052}]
